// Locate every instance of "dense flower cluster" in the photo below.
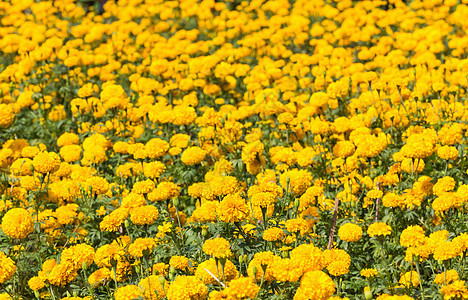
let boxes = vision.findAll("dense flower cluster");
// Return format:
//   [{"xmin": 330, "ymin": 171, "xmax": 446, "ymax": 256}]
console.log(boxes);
[{"xmin": 1, "ymin": 0, "xmax": 468, "ymax": 299}]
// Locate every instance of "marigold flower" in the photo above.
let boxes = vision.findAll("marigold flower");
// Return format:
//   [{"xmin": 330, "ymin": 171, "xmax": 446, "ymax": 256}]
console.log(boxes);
[
  {"xmin": 143, "ymin": 161, "xmax": 166, "ymax": 179},
  {"xmin": 114, "ymin": 285, "xmax": 143, "ymax": 300},
  {"xmin": 203, "ymin": 238, "xmax": 231, "ymax": 259},
  {"xmin": 85, "ymin": 176, "xmax": 109, "ymax": 195},
  {"xmin": 247, "ymin": 251, "xmax": 280, "ymax": 282},
  {"xmin": 338, "ymin": 223, "xmax": 363, "ymax": 242},
  {"xmin": 88, "ymin": 268, "xmax": 111, "ymax": 287},
  {"xmin": 139, "ymin": 275, "xmax": 167, "ymax": 300},
  {"xmin": 99, "ymin": 208, "xmax": 129, "ymax": 232},
  {"xmin": 130, "ymin": 205, "xmax": 159, "ymax": 225},
  {"xmin": 169, "ymin": 255, "xmax": 190, "ymax": 270},
  {"xmin": 250, "ymin": 191, "xmax": 277, "ymax": 208},
  {"xmin": 148, "ymin": 181, "xmax": 180, "ymax": 202},
  {"xmin": 440, "ymin": 280, "xmax": 468, "ymax": 300},
  {"xmin": 32, "ymin": 151, "xmax": 61, "ymax": 174},
  {"xmin": 434, "ymin": 269, "xmax": 459, "ymax": 285},
  {"xmin": 433, "ymin": 241, "xmax": 460, "ymax": 261},
  {"xmin": 263, "ymin": 227, "xmax": 285, "ymax": 242},
  {"xmin": 225, "ymin": 277, "xmax": 260, "ymax": 299},
  {"xmin": 59, "ymin": 145, "xmax": 82, "ymax": 163},
  {"xmin": 367, "ymin": 222, "xmax": 392, "ymax": 238},
  {"xmin": 294, "ymin": 271, "xmax": 335, "ymax": 300},
  {"xmin": 166, "ymin": 276, "xmax": 208, "ymax": 300},
  {"xmin": 400, "ymin": 225, "xmax": 426, "ymax": 247},
  {"xmin": 181, "ymin": 146, "xmax": 207, "ymax": 165},
  {"xmin": 432, "ymin": 192, "xmax": 460, "ymax": 212},
  {"xmin": 145, "ymin": 138, "xmax": 170, "ymax": 158},
  {"xmin": 382, "ymin": 192, "xmax": 404, "ymax": 208},
  {"xmin": 324, "ymin": 249, "xmax": 351, "ymax": 276},
  {"xmin": 0, "ymin": 103, "xmax": 15, "ymax": 128},
  {"xmin": 132, "ymin": 179, "xmax": 155, "ymax": 194},
  {"xmin": 270, "ymin": 258, "xmax": 302, "ymax": 282},
  {"xmin": 333, "ymin": 140, "xmax": 355, "ymax": 157},
  {"xmin": 360, "ymin": 268, "xmax": 378, "ymax": 278},
  {"xmin": 433, "ymin": 176, "xmax": 456, "ymax": 196},
  {"xmin": 61, "ymin": 243, "xmax": 95, "ymax": 271},
  {"xmin": 121, "ymin": 192, "xmax": 146, "ymax": 210},
  {"xmin": 27, "ymin": 276, "xmax": 45, "ymax": 291},
  {"xmin": 0, "ymin": 251, "xmax": 16, "ymax": 284},
  {"xmin": 128, "ymin": 238, "xmax": 156, "ymax": 258},
  {"xmin": 195, "ymin": 258, "xmax": 238, "ymax": 285},
  {"xmin": 1, "ymin": 208, "xmax": 34, "ymax": 239},
  {"xmin": 279, "ymin": 169, "xmax": 313, "ymax": 196},
  {"xmin": 217, "ymin": 193, "xmax": 249, "ymax": 223},
  {"xmin": 290, "ymin": 244, "xmax": 325, "ymax": 274},
  {"xmin": 398, "ymin": 271, "xmax": 419, "ymax": 288},
  {"xmin": 437, "ymin": 145, "xmax": 459, "ymax": 160}
]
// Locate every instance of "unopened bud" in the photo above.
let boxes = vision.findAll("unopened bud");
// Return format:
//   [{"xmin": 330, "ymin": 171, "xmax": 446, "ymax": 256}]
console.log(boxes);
[
  {"xmin": 202, "ymin": 228, "xmax": 208, "ymax": 236},
  {"xmin": 173, "ymin": 197, "xmax": 179, "ymax": 207},
  {"xmin": 159, "ymin": 275, "xmax": 165, "ymax": 286},
  {"xmin": 82, "ymin": 261, "xmax": 88, "ymax": 271},
  {"xmin": 124, "ymin": 220, "xmax": 129, "ymax": 228},
  {"xmin": 294, "ymin": 199, "xmax": 300, "ymax": 208},
  {"xmin": 239, "ymin": 255, "xmax": 244, "ymax": 264},
  {"xmin": 364, "ymin": 286, "xmax": 372, "ymax": 300}
]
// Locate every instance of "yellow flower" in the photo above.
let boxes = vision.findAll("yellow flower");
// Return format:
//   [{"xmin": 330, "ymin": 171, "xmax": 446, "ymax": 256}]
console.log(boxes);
[
  {"xmin": 28, "ymin": 276, "xmax": 45, "ymax": 291},
  {"xmin": 181, "ymin": 146, "xmax": 207, "ymax": 165},
  {"xmin": 440, "ymin": 280, "xmax": 468, "ymax": 300},
  {"xmin": 88, "ymin": 268, "xmax": 111, "ymax": 287},
  {"xmin": 263, "ymin": 227, "xmax": 285, "ymax": 242},
  {"xmin": 1, "ymin": 208, "xmax": 34, "ymax": 239},
  {"xmin": 338, "ymin": 223, "xmax": 363, "ymax": 242},
  {"xmin": 324, "ymin": 249, "xmax": 351, "ymax": 276},
  {"xmin": 128, "ymin": 238, "xmax": 156, "ymax": 258},
  {"xmin": 0, "ymin": 104, "xmax": 15, "ymax": 128},
  {"xmin": 398, "ymin": 271, "xmax": 419, "ymax": 288},
  {"xmin": 166, "ymin": 276, "xmax": 208, "ymax": 300},
  {"xmin": 290, "ymin": 244, "xmax": 325, "ymax": 274},
  {"xmin": 99, "ymin": 208, "xmax": 129, "ymax": 232},
  {"xmin": 195, "ymin": 258, "xmax": 238, "ymax": 285},
  {"xmin": 217, "ymin": 193, "xmax": 249, "ymax": 223},
  {"xmin": 0, "ymin": 251, "xmax": 16, "ymax": 284},
  {"xmin": 367, "ymin": 222, "xmax": 392, "ymax": 238},
  {"xmin": 270, "ymin": 258, "xmax": 302, "ymax": 282},
  {"xmin": 400, "ymin": 225, "xmax": 426, "ymax": 247},
  {"xmin": 32, "ymin": 151, "xmax": 61, "ymax": 173},
  {"xmin": 130, "ymin": 205, "xmax": 159, "ymax": 225},
  {"xmin": 225, "ymin": 277, "xmax": 260, "ymax": 299},
  {"xmin": 114, "ymin": 285, "xmax": 143, "ymax": 300},
  {"xmin": 203, "ymin": 238, "xmax": 231, "ymax": 259},
  {"xmin": 294, "ymin": 271, "xmax": 335, "ymax": 300},
  {"xmin": 139, "ymin": 275, "xmax": 167, "ymax": 300},
  {"xmin": 360, "ymin": 268, "xmax": 378, "ymax": 278},
  {"xmin": 434, "ymin": 269, "xmax": 459, "ymax": 285}
]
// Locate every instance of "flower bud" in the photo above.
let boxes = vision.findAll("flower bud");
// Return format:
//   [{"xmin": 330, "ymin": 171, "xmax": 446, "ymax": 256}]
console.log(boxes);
[
  {"xmin": 364, "ymin": 286, "xmax": 373, "ymax": 300},
  {"xmin": 294, "ymin": 199, "xmax": 300, "ymax": 208},
  {"xmin": 202, "ymin": 227, "xmax": 208, "ymax": 236},
  {"xmin": 159, "ymin": 275, "xmax": 166, "ymax": 286},
  {"xmin": 173, "ymin": 197, "xmax": 179, "ymax": 207}
]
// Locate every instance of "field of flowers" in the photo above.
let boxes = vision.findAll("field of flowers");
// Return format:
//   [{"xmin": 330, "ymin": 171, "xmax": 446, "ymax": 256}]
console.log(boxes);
[{"xmin": 1, "ymin": 0, "xmax": 468, "ymax": 299}]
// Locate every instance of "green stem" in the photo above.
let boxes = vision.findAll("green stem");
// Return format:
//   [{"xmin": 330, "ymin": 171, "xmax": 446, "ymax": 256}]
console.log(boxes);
[{"xmin": 414, "ymin": 256, "xmax": 425, "ymax": 300}]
